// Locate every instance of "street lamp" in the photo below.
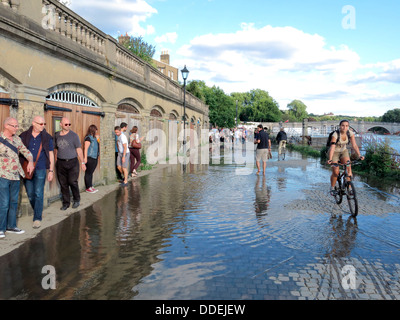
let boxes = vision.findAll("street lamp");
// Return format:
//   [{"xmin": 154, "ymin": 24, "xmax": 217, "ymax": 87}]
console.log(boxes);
[{"xmin": 181, "ymin": 65, "xmax": 189, "ymax": 145}]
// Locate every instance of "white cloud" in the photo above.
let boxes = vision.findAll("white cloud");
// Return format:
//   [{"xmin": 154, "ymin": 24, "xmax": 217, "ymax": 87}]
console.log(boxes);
[
  {"xmin": 70, "ymin": 0, "xmax": 157, "ymax": 36},
  {"xmin": 176, "ymin": 23, "xmax": 399, "ymax": 117},
  {"xmin": 155, "ymin": 32, "xmax": 178, "ymax": 44}
]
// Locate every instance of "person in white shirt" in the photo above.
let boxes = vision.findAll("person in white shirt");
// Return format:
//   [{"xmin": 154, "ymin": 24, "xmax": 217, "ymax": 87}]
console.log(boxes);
[{"xmin": 114, "ymin": 126, "xmax": 130, "ymax": 186}]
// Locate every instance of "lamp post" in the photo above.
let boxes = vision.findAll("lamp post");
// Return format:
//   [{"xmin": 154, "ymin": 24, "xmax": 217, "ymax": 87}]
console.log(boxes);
[{"xmin": 181, "ymin": 65, "xmax": 189, "ymax": 146}]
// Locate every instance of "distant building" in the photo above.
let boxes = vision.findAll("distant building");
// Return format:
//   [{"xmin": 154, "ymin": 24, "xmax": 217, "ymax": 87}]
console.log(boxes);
[{"xmin": 152, "ymin": 51, "xmax": 179, "ymax": 82}]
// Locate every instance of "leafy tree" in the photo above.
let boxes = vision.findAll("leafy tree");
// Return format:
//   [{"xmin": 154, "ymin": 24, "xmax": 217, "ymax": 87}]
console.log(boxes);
[
  {"xmin": 381, "ymin": 108, "xmax": 400, "ymax": 123},
  {"xmin": 287, "ymin": 100, "xmax": 308, "ymax": 121},
  {"xmin": 205, "ymin": 86, "xmax": 235, "ymax": 128},
  {"xmin": 231, "ymin": 89, "xmax": 281, "ymax": 123},
  {"xmin": 186, "ymin": 80, "xmax": 206, "ymax": 103},
  {"xmin": 118, "ymin": 34, "xmax": 156, "ymax": 65}
]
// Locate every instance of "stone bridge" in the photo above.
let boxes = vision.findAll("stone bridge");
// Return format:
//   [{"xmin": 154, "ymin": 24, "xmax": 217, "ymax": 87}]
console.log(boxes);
[
  {"xmin": 0, "ymin": 0, "xmax": 208, "ymax": 215},
  {"xmin": 262, "ymin": 120, "xmax": 400, "ymax": 136}
]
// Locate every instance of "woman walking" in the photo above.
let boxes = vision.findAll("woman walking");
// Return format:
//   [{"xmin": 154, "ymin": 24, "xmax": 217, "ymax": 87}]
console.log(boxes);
[
  {"xmin": 84, "ymin": 125, "xmax": 100, "ymax": 193},
  {"xmin": 129, "ymin": 126, "xmax": 143, "ymax": 177}
]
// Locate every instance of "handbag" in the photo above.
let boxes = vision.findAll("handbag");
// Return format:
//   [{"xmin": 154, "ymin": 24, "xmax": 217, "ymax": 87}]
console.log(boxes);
[
  {"xmin": 22, "ymin": 143, "xmax": 42, "ymax": 179},
  {"xmin": 131, "ymin": 140, "xmax": 141, "ymax": 149}
]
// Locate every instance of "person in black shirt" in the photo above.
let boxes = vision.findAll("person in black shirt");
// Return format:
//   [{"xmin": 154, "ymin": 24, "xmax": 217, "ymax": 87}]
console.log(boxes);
[{"xmin": 255, "ymin": 124, "xmax": 271, "ymax": 175}]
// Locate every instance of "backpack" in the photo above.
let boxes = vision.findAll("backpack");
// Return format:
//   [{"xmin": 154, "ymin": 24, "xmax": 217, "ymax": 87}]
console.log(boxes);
[{"xmin": 326, "ymin": 129, "xmax": 351, "ymax": 147}]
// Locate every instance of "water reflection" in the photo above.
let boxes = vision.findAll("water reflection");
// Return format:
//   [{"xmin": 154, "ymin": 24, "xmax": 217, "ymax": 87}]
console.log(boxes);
[
  {"xmin": 325, "ymin": 216, "xmax": 358, "ymax": 259},
  {"xmin": 254, "ymin": 175, "xmax": 271, "ymax": 216}
]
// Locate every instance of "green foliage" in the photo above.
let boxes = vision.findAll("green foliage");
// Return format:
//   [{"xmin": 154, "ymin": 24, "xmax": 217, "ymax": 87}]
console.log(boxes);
[
  {"xmin": 231, "ymin": 89, "xmax": 281, "ymax": 123},
  {"xmin": 186, "ymin": 80, "xmax": 206, "ymax": 102},
  {"xmin": 287, "ymin": 143, "xmax": 320, "ymax": 158},
  {"xmin": 381, "ymin": 108, "xmax": 400, "ymax": 123},
  {"xmin": 205, "ymin": 86, "xmax": 236, "ymax": 128},
  {"xmin": 358, "ymin": 137, "xmax": 400, "ymax": 177},
  {"xmin": 287, "ymin": 100, "xmax": 308, "ymax": 122},
  {"xmin": 118, "ymin": 35, "xmax": 156, "ymax": 64}
]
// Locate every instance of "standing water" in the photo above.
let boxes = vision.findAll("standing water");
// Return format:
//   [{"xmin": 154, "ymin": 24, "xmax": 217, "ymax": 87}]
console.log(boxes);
[{"xmin": 1, "ymin": 149, "xmax": 400, "ymax": 300}]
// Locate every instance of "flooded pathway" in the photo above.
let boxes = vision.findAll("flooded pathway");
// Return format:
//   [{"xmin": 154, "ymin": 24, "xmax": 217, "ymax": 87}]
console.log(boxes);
[{"xmin": 1, "ymin": 149, "xmax": 400, "ymax": 300}]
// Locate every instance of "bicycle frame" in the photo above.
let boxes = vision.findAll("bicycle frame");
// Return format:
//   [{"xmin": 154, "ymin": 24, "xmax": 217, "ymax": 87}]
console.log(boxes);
[{"xmin": 331, "ymin": 160, "xmax": 360, "ymax": 216}]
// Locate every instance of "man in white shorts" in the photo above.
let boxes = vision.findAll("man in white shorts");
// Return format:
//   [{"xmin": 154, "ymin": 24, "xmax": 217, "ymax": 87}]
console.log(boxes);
[{"xmin": 114, "ymin": 126, "xmax": 130, "ymax": 186}]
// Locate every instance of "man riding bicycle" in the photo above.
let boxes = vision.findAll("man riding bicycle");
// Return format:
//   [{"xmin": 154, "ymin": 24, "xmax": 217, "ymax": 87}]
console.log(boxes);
[
  {"xmin": 327, "ymin": 120, "xmax": 364, "ymax": 195},
  {"xmin": 276, "ymin": 127, "xmax": 287, "ymax": 159}
]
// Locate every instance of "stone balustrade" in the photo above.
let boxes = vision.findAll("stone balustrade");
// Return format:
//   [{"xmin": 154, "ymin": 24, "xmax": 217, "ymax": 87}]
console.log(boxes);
[
  {"xmin": 42, "ymin": 0, "xmax": 106, "ymax": 56},
  {"xmin": 1, "ymin": 0, "xmax": 208, "ymax": 117}
]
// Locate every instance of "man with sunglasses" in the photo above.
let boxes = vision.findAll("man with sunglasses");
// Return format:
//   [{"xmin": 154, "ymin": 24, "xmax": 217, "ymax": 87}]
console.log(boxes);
[
  {"xmin": 0, "ymin": 117, "xmax": 34, "ymax": 238},
  {"xmin": 19, "ymin": 116, "xmax": 55, "ymax": 228},
  {"xmin": 54, "ymin": 117, "xmax": 86, "ymax": 211}
]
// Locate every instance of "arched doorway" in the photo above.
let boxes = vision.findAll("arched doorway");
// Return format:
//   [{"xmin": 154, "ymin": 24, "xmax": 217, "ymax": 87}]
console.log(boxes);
[{"xmin": 44, "ymin": 90, "xmax": 103, "ymax": 201}]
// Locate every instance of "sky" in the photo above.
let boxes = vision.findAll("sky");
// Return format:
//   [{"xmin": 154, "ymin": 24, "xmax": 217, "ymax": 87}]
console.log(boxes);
[{"xmin": 65, "ymin": 0, "xmax": 400, "ymax": 117}]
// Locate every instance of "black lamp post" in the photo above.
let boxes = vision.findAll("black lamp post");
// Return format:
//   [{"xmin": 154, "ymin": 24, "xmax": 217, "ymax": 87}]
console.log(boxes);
[{"xmin": 181, "ymin": 65, "xmax": 189, "ymax": 146}]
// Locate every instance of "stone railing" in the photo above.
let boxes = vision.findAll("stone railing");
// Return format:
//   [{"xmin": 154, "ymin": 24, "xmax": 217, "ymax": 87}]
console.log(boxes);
[
  {"xmin": 115, "ymin": 46, "xmax": 145, "ymax": 77},
  {"xmin": 0, "ymin": 0, "xmax": 209, "ymax": 116},
  {"xmin": 41, "ymin": 0, "xmax": 106, "ymax": 56},
  {"xmin": 1, "ymin": 0, "xmax": 19, "ymax": 12}
]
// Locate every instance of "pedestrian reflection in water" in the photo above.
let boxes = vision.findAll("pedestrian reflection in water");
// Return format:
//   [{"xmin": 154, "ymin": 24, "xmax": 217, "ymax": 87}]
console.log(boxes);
[
  {"xmin": 254, "ymin": 175, "xmax": 271, "ymax": 216},
  {"xmin": 326, "ymin": 215, "xmax": 358, "ymax": 259}
]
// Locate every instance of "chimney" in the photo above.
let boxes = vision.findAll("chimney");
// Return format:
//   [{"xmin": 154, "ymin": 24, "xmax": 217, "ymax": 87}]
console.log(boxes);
[{"xmin": 160, "ymin": 51, "xmax": 170, "ymax": 65}]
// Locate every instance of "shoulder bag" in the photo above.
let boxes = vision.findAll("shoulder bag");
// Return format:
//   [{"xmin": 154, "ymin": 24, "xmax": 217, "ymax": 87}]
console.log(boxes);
[{"xmin": 22, "ymin": 143, "xmax": 42, "ymax": 179}]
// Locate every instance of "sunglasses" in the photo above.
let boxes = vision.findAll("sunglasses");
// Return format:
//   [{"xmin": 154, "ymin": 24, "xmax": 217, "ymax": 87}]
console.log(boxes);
[
  {"xmin": 63, "ymin": 123, "xmax": 72, "ymax": 126},
  {"xmin": 35, "ymin": 122, "xmax": 46, "ymax": 126}
]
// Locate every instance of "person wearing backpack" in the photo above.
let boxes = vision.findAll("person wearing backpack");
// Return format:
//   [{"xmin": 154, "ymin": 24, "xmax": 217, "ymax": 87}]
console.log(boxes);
[{"xmin": 326, "ymin": 120, "xmax": 364, "ymax": 195}]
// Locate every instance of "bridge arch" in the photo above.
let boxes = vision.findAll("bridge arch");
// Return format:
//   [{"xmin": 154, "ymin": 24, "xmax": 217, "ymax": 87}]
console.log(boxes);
[{"xmin": 364, "ymin": 125, "xmax": 391, "ymax": 134}]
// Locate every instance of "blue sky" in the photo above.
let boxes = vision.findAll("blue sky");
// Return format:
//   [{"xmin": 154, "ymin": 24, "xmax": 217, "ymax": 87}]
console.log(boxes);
[{"xmin": 66, "ymin": 0, "xmax": 400, "ymax": 117}]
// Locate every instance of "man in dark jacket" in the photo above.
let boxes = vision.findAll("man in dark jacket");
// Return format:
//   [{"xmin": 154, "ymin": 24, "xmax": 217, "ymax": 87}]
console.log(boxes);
[
  {"xmin": 19, "ymin": 116, "xmax": 55, "ymax": 228},
  {"xmin": 276, "ymin": 127, "xmax": 287, "ymax": 160},
  {"xmin": 255, "ymin": 124, "xmax": 271, "ymax": 175}
]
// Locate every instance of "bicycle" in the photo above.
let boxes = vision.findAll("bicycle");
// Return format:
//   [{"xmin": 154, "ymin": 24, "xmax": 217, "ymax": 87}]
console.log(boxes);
[
  {"xmin": 278, "ymin": 140, "xmax": 287, "ymax": 161},
  {"xmin": 331, "ymin": 160, "xmax": 361, "ymax": 217}
]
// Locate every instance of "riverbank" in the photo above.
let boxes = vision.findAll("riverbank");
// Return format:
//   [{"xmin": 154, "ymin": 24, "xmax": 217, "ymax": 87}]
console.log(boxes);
[{"xmin": 0, "ymin": 164, "xmax": 173, "ymax": 258}]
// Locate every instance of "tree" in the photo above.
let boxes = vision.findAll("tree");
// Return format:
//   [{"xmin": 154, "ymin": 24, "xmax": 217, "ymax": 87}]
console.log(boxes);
[
  {"xmin": 186, "ymin": 80, "xmax": 206, "ymax": 103},
  {"xmin": 205, "ymin": 86, "xmax": 235, "ymax": 128},
  {"xmin": 287, "ymin": 100, "xmax": 308, "ymax": 121},
  {"xmin": 381, "ymin": 108, "xmax": 400, "ymax": 123},
  {"xmin": 118, "ymin": 34, "xmax": 156, "ymax": 65},
  {"xmin": 231, "ymin": 89, "xmax": 281, "ymax": 123}
]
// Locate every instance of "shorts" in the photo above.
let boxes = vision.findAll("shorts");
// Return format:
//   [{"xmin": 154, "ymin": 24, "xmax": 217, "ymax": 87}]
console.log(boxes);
[
  {"xmin": 117, "ymin": 152, "xmax": 130, "ymax": 168},
  {"xmin": 256, "ymin": 149, "xmax": 268, "ymax": 162},
  {"xmin": 331, "ymin": 149, "xmax": 350, "ymax": 163}
]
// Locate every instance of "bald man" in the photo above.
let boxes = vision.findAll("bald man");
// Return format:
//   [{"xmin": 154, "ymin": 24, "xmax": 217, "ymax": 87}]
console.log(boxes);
[
  {"xmin": 19, "ymin": 116, "xmax": 55, "ymax": 228},
  {"xmin": 54, "ymin": 117, "xmax": 86, "ymax": 211},
  {"xmin": 0, "ymin": 117, "xmax": 34, "ymax": 238}
]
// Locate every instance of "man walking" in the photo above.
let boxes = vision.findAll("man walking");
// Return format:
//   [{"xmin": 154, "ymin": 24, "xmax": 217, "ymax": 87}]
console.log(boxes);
[
  {"xmin": 0, "ymin": 117, "xmax": 34, "ymax": 238},
  {"xmin": 19, "ymin": 116, "xmax": 55, "ymax": 228},
  {"xmin": 255, "ymin": 124, "xmax": 271, "ymax": 175},
  {"xmin": 114, "ymin": 125, "xmax": 130, "ymax": 186},
  {"xmin": 54, "ymin": 117, "xmax": 86, "ymax": 210},
  {"xmin": 276, "ymin": 127, "xmax": 287, "ymax": 161}
]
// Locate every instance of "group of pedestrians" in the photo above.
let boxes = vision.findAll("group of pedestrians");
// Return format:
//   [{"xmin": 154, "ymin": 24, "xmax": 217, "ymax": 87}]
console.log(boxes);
[
  {"xmin": 0, "ymin": 116, "xmax": 100, "ymax": 239},
  {"xmin": 114, "ymin": 122, "xmax": 143, "ymax": 187}
]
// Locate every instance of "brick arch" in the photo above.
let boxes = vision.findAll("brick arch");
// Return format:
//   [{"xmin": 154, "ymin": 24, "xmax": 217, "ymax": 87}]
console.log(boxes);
[
  {"xmin": 150, "ymin": 105, "xmax": 165, "ymax": 117},
  {"xmin": 117, "ymin": 98, "xmax": 144, "ymax": 113},
  {"xmin": 47, "ymin": 83, "xmax": 106, "ymax": 107}
]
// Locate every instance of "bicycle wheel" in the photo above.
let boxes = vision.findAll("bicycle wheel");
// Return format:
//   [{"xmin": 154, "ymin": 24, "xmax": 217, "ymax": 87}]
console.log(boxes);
[
  {"xmin": 346, "ymin": 181, "xmax": 358, "ymax": 217},
  {"xmin": 334, "ymin": 179, "xmax": 343, "ymax": 204}
]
